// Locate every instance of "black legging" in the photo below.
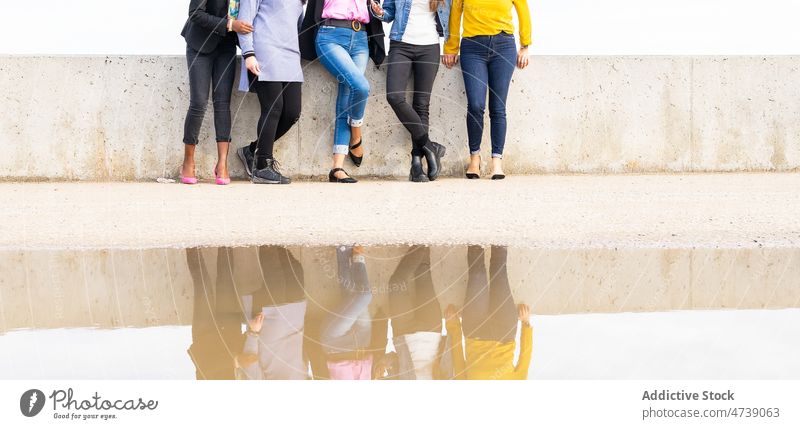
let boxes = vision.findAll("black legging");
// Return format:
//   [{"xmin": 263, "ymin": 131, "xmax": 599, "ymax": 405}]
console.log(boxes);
[{"xmin": 253, "ymin": 80, "xmax": 302, "ymax": 162}]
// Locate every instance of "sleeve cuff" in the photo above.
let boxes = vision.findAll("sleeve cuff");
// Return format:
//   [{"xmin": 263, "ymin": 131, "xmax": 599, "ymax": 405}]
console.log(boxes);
[{"xmin": 243, "ymin": 51, "xmax": 255, "ymax": 59}]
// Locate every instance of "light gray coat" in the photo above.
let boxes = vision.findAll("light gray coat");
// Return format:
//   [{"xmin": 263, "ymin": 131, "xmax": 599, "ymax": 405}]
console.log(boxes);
[{"xmin": 237, "ymin": 0, "xmax": 304, "ymax": 89}]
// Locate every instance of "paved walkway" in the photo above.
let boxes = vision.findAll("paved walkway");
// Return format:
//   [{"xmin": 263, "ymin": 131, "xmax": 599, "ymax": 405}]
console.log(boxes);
[{"xmin": 1, "ymin": 174, "xmax": 798, "ymax": 250}]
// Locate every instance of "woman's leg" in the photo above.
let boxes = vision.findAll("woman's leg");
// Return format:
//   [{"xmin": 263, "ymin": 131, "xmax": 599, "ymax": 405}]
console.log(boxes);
[
  {"xmin": 275, "ymin": 82, "xmax": 302, "ymax": 142},
  {"xmin": 386, "ymin": 42, "xmax": 422, "ymax": 152},
  {"xmin": 316, "ymin": 28, "xmax": 370, "ymax": 178},
  {"xmin": 410, "ymin": 44, "xmax": 441, "ymax": 149},
  {"xmin": 487, "ymin": 246, "xmax": 517, "ymax": 343},
  {"xmin": 413, "ymin": 44, "xmax": 446, "ymax": 180},
  {"xmin": 250, "ymin": 81, "xmax": 291, "ymax": 184},
  {"xmin": 182, "ymin": 45, "xmax": 213, "ymax": 178},
  {"xmin": 279, "ymin": 245, "xmax": 305, "ymax": 303},
  {"xmin": 254, "ymin": 81, "xmax": 284, "ymax": 162},
  {"xmin": 210, "ymin": 43, "xmax": 236, "ymax": 180},
  {"xmin": 346, "ymin": 34, "xmax": 371, "ymax": 157},
  {"xmin": 244, "ymin": 82, "xmax": 301, "ymax": 170},
  {"xmin": 459, "ymin": 37, "xmax": 490, "ymax": 176},
  {"xmin": 486, "ymin": 36, "xmax": 517, "ymax": 175},
  {"xmin": 411, "ymin": 247, "xmax": 442, "ymax": 333},
  {"xmin": 462, "ymin": 245, "xmax": 492, "ymax": 339},
  {"xmin": 387, "ymin": 246, "xmax": 428, "ymax": 336},
  {"xmin": 320, "ymin": 246, "xmax": 373, "ymax": 352}
]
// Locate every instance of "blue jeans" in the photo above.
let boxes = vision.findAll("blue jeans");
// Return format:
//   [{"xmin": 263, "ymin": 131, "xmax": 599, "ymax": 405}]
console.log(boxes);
[
  {"xmin": 462, "ymin": 246, "xmax": 517, "ymax": 343},
  {"xmin": 320, "ymin": 246, "xmax": 373, "ymax": 354},
  {"xmin": 459, "ymin": 33, "xmax": 517, "ymax": 158},
  {"xmin": 315, "ymin": 26, "xmax": 370, "ymax": 154}
]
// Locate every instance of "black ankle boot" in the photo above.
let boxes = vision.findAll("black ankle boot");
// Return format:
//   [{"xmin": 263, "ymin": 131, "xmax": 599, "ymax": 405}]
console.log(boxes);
[
  {"xmin": 409, "ymin": 155, "xmax": 429, "ymax": 182},
  {"xmin": 421, "ymin": 140, "xmax": 446, "ymax": 181}
]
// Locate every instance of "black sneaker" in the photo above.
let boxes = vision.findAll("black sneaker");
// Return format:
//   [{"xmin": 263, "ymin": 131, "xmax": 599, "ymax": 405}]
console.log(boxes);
[
  {"xmin": 237, "ymin": 143, "xmax": 256, "ymax": 177},
  {"xmin": 252, "ymin": 159, "xmax": 291, "ymax": 184}
]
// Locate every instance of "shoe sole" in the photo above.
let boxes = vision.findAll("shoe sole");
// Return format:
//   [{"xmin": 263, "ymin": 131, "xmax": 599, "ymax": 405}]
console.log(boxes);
[
  {"xmin": 252, "ymin": 176, "xmax": 290, "ymax": 184},
  {"xmin": 237, "ymin": 148, "xmax": 252, "ymax": 177}
]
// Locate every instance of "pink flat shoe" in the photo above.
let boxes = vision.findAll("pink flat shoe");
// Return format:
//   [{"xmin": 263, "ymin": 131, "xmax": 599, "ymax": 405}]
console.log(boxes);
[
  {"xmin": 180, "ymin": 176, "xmax": 198, "ymax": 185},
  {"xmin": 214, "ymin": 167, "xmax": 230, "ymax": 186}
]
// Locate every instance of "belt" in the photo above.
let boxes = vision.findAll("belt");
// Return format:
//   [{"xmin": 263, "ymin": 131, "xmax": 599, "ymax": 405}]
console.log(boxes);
[
  {"xmin": 326, "ymin": 349, "xmax": 372, "ymax": 361},
  {"xmin": 322, "ymin": 18, "xmax": 366, "ymax": 32}
]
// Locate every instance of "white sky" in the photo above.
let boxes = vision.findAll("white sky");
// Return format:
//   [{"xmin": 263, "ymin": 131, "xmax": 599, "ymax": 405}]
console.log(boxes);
[{"xmin": 0, "ymin": 0, "xmax": 799, "ymax": 55}]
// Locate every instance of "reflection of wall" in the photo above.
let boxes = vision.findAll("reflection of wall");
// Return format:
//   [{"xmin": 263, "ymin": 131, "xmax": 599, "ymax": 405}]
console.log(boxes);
[
  {"xmin": 2, "ymin": 56, "xmax": 800, "ymax": 181},
  {"xmin": 1, "ymin": 247, "xmax": 798, "ymax": 332}
]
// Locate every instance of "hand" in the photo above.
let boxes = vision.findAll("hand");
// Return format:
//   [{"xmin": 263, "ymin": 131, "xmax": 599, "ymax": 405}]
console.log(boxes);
[
  {"xmin": 442, "ymin": 54, "xmax": 459, "ymax": 69},
  {"xmin": 231, "ymin": 19, "xmax": 254, "ymax": 34},
  {"xmin": 245, "ymin": 56, "xmax": 261, "ymax": 76},
  {"xmin": 444, "ymin": 304, "xmax": 460, "ymax": 322},
  {"xmin": 516, "ymin": 47, "xmax": 529, "ymax": 69},
  {"xmin": 370, "ymin": 0, "xmax": 385, "ymax": 18},
  {"xmin": 248, "ymin": 312, "xmax": 264, "ymax": 333},
  {"xmin": 517, "ymin": 303, "xmax": 531, "ymax": 326}
]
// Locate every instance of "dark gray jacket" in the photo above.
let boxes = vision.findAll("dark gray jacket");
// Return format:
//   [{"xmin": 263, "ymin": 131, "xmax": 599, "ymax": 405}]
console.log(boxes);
[{"xmin": 181, "ymin": 0, "xmax": 237, "ymax": 53}]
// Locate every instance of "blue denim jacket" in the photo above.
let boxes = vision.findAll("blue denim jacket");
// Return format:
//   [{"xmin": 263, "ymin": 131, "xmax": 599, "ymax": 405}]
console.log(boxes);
[{"xmin": 372, "ymin": 0, "xmax": 451, "ymax": 43}]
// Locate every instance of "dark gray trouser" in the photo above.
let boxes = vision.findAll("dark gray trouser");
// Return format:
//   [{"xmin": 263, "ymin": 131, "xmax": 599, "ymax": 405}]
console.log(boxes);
[
  {"xmin": 388, "ymin": 246, "xmax": 441, "ymax": 336},
  {"xmin": 385, "ymin": 40, "xmax": 441, "ymax": 156},
  {"xmin": 183, "ymin": 42, "xmax": 237, "ymax": 145}
]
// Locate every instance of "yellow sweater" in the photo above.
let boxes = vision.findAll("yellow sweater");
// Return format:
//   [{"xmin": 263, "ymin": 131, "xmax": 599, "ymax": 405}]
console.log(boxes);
[
  {"xmin": 446, "ymin": 320, "xmax": 533, "ymax": 380},
  {"xmin": 444, "ymin": 0, "xmax": 532, "ymax": 54}
]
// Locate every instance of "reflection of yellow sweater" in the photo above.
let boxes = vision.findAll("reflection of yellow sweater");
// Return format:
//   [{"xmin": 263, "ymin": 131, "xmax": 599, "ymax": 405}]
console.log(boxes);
[
  {"xmin": 444, "ymin": 0, "xmax": 532, "ymax": 54},
  {"xmin": 446, "ymin": 320, "xmax": 533, "ymax": 380}
]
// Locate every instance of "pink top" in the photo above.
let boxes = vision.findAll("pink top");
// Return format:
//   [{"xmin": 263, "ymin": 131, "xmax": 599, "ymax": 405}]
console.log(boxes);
[
  {"xmin": 326, "ymin": 357, "xmax": 373, "ymax": 380},
  {"xmin": 321, "ymin": 0, "xmax": 370, "ymax": 23}
]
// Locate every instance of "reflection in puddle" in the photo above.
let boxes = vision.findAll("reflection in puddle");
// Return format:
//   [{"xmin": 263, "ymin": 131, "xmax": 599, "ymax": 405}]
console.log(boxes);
[
  {"xmin": 186, "ymin": 245, "xmax": 528, "ymax": 380},
  {"xmin": 0, "ymin": 245, "xmax": 798, "ymax": 379}
]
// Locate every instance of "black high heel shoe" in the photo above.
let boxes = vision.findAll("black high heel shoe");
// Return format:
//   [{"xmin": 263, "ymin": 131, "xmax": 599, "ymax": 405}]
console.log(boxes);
[
  {"xmin": 348, "ymin": 140, "xmax": 363, "ymax": 167},
  {"xmin": 329, "ymin": 168, "xmax": 358, "ymax": 183}
]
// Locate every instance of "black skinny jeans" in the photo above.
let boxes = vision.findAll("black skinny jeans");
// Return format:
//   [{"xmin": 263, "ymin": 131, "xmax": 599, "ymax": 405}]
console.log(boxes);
[
  {"xmin": 387, "ymin": 246, "xmax": 441, "ymax": 336},
  {"xmin": 385, "ymin": 41, "xmax": 440, "ymax": 156},
  {"xmin": 252, "ymin": 79, "xmax": 302, "ymax": 161},
  {"xmin": 183, "ymin": 42, "xmax": 237, "ymax": 145}
]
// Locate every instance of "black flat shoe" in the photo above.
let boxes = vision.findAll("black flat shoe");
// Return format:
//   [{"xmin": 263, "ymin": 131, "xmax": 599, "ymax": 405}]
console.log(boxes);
[
  {"xmin": 421, "ymin": 141, "xmax": 446, "ymax": 181},
  {"xmin": 409, "ymin": 155, "xmax": 429, "ymax": 182},
  {"xmin": 465, "ymin": 172, "xmax": 480, "ymax": 179},
  {"xmin": 348, "ymin": 140, "xmax": 363, "ymax": 167},
  {"xmin": 491, "ymin": 174, "xmax": 506, "ymax": 180},
  {"xmin": 329, "ymin": 168, "xmax": 358, "ymax": 183}
]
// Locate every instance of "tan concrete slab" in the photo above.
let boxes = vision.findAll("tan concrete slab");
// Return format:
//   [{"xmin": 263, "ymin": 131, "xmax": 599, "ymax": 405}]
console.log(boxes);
[
  {"xmin": 0, "ymin": 174, "xmax": 798, "ymax": 250},
  {"xmin": 2, "ymin": 56, "xmax": 800, "ymax": 180}
]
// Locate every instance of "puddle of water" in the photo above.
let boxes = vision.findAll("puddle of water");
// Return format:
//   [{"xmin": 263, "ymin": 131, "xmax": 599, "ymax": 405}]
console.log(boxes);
[{"xmin": 0, "ymin": 245, "xmax": 798, "ymax": 380}]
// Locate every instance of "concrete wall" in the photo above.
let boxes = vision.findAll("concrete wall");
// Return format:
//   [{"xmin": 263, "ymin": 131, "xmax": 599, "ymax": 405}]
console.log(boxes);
[
  {"xmin": 2, "ymin": 246, "xmax": 798, "ymax": 331},
  {"xmin": 1, "ymin": 55, "xmax": 799, "ymax": 180}
]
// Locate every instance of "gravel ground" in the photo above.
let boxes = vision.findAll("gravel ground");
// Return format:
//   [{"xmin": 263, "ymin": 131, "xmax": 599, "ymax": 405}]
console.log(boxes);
[{"xmin": 1, "ymin": 174, "xmax": 798, "ymax": 250}]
